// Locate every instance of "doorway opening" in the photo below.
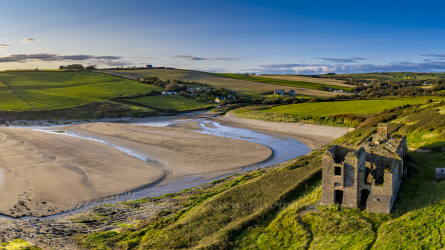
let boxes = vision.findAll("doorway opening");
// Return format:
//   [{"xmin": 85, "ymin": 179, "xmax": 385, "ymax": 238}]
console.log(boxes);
[
  {"xmin": 334, "ymin": 190, "xmax": 343, "ymax": 204},
  {"xmin": 360, "ymin": 189, "xmax": 370, "ymax": 208}
]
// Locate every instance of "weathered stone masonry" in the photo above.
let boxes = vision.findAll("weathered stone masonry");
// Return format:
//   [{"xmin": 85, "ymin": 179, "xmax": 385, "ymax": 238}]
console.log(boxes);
[{"xmin": 320, "ymin": 123, "xmax": 407, "ymax": 214}]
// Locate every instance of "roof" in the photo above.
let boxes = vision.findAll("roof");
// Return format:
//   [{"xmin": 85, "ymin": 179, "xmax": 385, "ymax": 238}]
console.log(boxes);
[
  {"xmin": 216, "ymin": 96, "xmax": 225, "ymax": 99},
  {"xmin": 275, "ymin": 89, "xmax": 284, "ymax": 92}
]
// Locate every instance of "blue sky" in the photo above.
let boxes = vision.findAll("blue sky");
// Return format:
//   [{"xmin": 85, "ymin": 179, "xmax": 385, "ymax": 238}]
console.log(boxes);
[{"xmin": 1, "ymin": 0, "xmax": 445, "ymax": 74}]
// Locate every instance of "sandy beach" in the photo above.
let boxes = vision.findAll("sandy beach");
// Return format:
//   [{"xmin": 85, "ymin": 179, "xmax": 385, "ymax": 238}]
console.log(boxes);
[
  {"xmin": 0, "ymin": 123, "xmax": 272, "ymax": 217},
  {"xmin": 214, "ymin": 113, "xmax": 350, "ymax": 150}
]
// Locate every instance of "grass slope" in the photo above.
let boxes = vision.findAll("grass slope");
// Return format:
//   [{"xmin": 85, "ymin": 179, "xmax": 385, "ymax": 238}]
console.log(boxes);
[
  {"xmin": 232, "ymin": 98, "xmax": 443, "ymax": 126},
  {"xmin": 205, "ymin": 73, "xmax": 352, "ymax": 92},
  {"xmin": 0, "ymin": 71, "xmax": 163, "ymax": 111},
  {"xmin": 130, "ymin": 95, "xmax": 213, "ymax": 111},
  {"xmin": 96, "ymin": 69, "xmax": 338, "ymax": 97}
]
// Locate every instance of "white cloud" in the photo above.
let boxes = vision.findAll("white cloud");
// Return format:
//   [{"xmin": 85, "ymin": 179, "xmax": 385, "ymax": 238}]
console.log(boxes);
[{"xmin": 22, "ymin": 38, "xmax": 42, "ymax": 43}]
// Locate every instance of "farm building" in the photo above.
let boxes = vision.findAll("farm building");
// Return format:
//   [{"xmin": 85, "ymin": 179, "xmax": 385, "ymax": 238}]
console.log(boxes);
[
  {"xmin": 436, "ymin": 168, "xmax": 445, "ymax": 181},
  {"xmin": 287, "ymin": 90, "xmax": 295, "ymax": 96},
  {"xmin": 320, "ymin": 123, "xmax": 407, "ymax": 214},
  {"xmin": 162, "ymin": 91, "xmax": 177, "ymax": 95},
  {"xmin": 215, "ymin": 96, "xmax": 225, "ymax": 103},
  {"xmin": 146, "ymin": 65, "xmax": 153, "ymax": 69},
  {"xmin": 274, "ymin": 89, "xmax": 285, "ymax": 95}
]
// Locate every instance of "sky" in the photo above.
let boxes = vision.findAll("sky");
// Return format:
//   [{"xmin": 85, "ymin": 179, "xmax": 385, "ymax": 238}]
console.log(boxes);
[{"xmin": 2, "ymin": 0, "xmax": 445, "ymax": 74}]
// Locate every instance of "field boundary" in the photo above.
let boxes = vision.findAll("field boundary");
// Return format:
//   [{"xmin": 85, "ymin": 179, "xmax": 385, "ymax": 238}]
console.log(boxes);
[
  {"xmin": 111, "ymin": 96, "xmax": 213, "ymax": 114},
  {"xmin": 0, "ymin": 81, "xmax": 36, "ymax": 110},
  {"xmin": 202, "ymin": 72, "xmax": 353, "ymax": 92}
]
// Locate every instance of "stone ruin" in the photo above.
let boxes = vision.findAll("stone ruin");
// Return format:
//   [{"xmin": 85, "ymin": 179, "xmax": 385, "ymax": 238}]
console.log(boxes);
[{"xmin": 320, "ymin": 123, "xmax": 407, "ymax": 214}]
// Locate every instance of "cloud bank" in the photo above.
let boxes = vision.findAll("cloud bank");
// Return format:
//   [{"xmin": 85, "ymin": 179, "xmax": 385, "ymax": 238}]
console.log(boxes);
[
  {"xmin": 314, "ymin": 57, "xmax": 367, "ymax": 63},
  {"xmin": 0, "ymin": 53, "xmax": 125, "ymax": 66},
  {"xmin": 171, "ymin": 55, "xmax": 237, "ymax": 61},
  {"xmin": 259, "ymin": 61, "xmax": 445, "ymax": 74}
]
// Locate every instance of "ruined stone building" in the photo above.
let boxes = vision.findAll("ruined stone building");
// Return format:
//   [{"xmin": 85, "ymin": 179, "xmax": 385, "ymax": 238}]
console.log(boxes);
[{"xmin": 320, "ymin": 123, "xmax": 407, "ymax": 214}]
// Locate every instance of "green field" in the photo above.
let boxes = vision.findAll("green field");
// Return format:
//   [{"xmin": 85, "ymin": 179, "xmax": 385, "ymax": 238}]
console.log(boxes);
[
  {"xmin": 332, "ymin": 72, "xmax": 445, "ymax": 81},
  {"xmin": 231, "ymin": 98, "xmax": 442, "ymax": 126},
  {"xmin": 265, "ymin": 99, "xmax": 434, "ymax": 116},
  {"xmin": 130, "ymin": 95, "xmax": 213, "ymax": 111},
  {"xmin": 206, "ymin": 72, "xmax": 353, "ymax": 92},
  {"xmin": 0, "ymin": 71, "xmax": 163, "ymax": 111}
]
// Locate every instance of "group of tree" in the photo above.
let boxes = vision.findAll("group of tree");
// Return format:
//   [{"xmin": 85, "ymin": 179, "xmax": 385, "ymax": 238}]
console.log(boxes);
[{"xmin": 58, "ymin": 64, "xmax": 96, "ymax": 70}]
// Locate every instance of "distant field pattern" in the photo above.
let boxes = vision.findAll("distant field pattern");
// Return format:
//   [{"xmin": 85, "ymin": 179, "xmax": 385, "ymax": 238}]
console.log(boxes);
[
  {"xmin": 256, "ymin": 75, "xmax": 351, "ymax": 87},
  {"xmin": 97, "ymin": 69, "xmax": 339, "ymax": 97}
]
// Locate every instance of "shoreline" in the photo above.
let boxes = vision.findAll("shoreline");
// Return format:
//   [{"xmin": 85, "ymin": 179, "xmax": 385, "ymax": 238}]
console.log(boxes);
[
  {"xmin": 212, "ymin": 113, "xmax": 350, "ymax": 150},
  {"xmin": 0, "ymin": 113, "xmax": 348, "ymax": 219}
]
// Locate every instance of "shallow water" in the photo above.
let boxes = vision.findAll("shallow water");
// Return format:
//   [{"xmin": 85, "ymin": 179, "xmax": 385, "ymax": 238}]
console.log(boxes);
[{"xmin": 2, "ymin": 117, "xmax": 310, "ymax": 220}]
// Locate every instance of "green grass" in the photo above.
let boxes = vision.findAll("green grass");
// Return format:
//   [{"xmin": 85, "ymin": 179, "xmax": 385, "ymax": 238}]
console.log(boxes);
[
  {"xmin": 130, "ymin": 95, "xmax": 213, "ymax": 111},
  {"xmin": 0, "ymin": 71, "xmax": 163, "ymax": 111},
  {"xmin": 233, "ymin": 184, "xmax": 321, "ymax": 249},
  {"xmin": 206, "ymin": 73, "xmax": 353, "ymax": 92},
  {"xmin": 0, "ymin": 82, "xmax": 32, "ymax": 111},
  {"xmin": 0, "ymin": 239, "xmax": 41, "ymax": 250},
  {"xmin": 232, "ymin": 99, "xmax": 439, "ymax": 126},
  {"xmin": 374, "ymin": 200, "xmax": 445, "ymax": 249},
  {"xmin": 303, "ymin": 212, "xmax": 375, "ymax": 250}
]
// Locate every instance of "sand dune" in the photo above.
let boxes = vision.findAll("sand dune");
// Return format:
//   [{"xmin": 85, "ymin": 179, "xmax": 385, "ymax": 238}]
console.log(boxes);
[{"xmin": 0, "ymin": 123, "xmax": 272, "ymax": 217}]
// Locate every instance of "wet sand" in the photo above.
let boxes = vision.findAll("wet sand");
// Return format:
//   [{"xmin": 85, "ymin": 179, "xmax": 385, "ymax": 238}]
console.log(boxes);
[
  {"xmin": 0, "ymin": 123, "xmax": 272, "ymax": 217},
  {"xmin": 214, "ymin": 113, "xmax": 350, "ymax": 150}
]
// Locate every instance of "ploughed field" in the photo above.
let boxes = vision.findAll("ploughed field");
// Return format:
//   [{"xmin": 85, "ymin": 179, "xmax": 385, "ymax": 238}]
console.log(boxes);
[{"xmin": 96, "ymin": 69, "xmax": 339, "ymax": 97}]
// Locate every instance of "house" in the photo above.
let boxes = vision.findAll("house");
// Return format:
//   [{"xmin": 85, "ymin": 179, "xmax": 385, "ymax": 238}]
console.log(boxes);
[
  {"xmin": 215, "ymin": 96, "xmax": 225, "ymax": 103},
  {"xmin": 162, "ymin": 91, "xmax": 177, "ymax": 95},
  {"xmin": 320, "ymin": 123, "xmax": 407, "ymax": 214},
  {"xmin": 326, "ymin": 87, "xmax": 333, "ymax": 92},
  {"xmin": 287, "ymin": 90, "xmax": 295, "ymax": 96},
  {"xmin": 274, "ymin": 89, "xmax": 285, "ymax": 95},
  {"xmin": 146, "ymin": 65, "xmax": 153, "ymax": 69}
]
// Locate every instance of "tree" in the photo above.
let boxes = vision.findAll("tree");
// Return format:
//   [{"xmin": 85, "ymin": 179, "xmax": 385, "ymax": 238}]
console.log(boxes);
[{"xmin": 85, "ymin": 65, "xmax": 97, "ymax": 70}]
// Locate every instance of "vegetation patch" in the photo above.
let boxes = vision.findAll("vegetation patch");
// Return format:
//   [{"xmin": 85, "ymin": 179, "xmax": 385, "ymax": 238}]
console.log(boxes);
[
  {"xmin": 0, "ymin": 239, "xmax": 41, "ymax": 250},
  {"xmin": 303, "ymin": 212, "xmax": 375, "ymax": 250},
  {"xmin": 373, "ymin": 201, "xmax": 445, "ymax": 249},
  {"xmin": 130, "ymin": 95, "xmax": 213, "ymax": 111}
]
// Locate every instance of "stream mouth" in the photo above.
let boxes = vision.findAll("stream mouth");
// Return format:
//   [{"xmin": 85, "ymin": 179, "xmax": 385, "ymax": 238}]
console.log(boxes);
[{"xmin": 0, "ymin": 116, "xmax": 310, "ymax": 220}]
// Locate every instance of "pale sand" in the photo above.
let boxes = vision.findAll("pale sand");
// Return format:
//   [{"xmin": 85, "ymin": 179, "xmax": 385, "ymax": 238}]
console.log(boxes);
[
  {"xmin": 214, "ymin": 113, "xmax": 350, "ymax": 150},
  {"xmin": 0, "ymin": 123, "xmax": 272, "ymax": 217}
]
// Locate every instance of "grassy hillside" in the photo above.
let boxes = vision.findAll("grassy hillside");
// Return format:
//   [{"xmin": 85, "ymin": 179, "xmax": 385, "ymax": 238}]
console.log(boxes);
[
  {"xmin": 96, "ymin": 69, "xmax": 338, "ymax": 97},
  {"xmin": 332, "ymin": 72, "xmax": 445, "ymax": 81},
  {"xmin": 0, "ymin": 71, "xmax": 163, "ymax": 111},
  {"xmin": 231, "ymin": 98, "xmax": 441, "ymax": 126},
  {"xmin": 74, "ymin": 100, "xmax": 445, "ymax": 250},
  {"xmin": 205, "ymin": 73, "xmax": 353, "ymax": 92},
  {"xmin": 130, "ymin": 95, "xmax": 213, "ymax": 111}
]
